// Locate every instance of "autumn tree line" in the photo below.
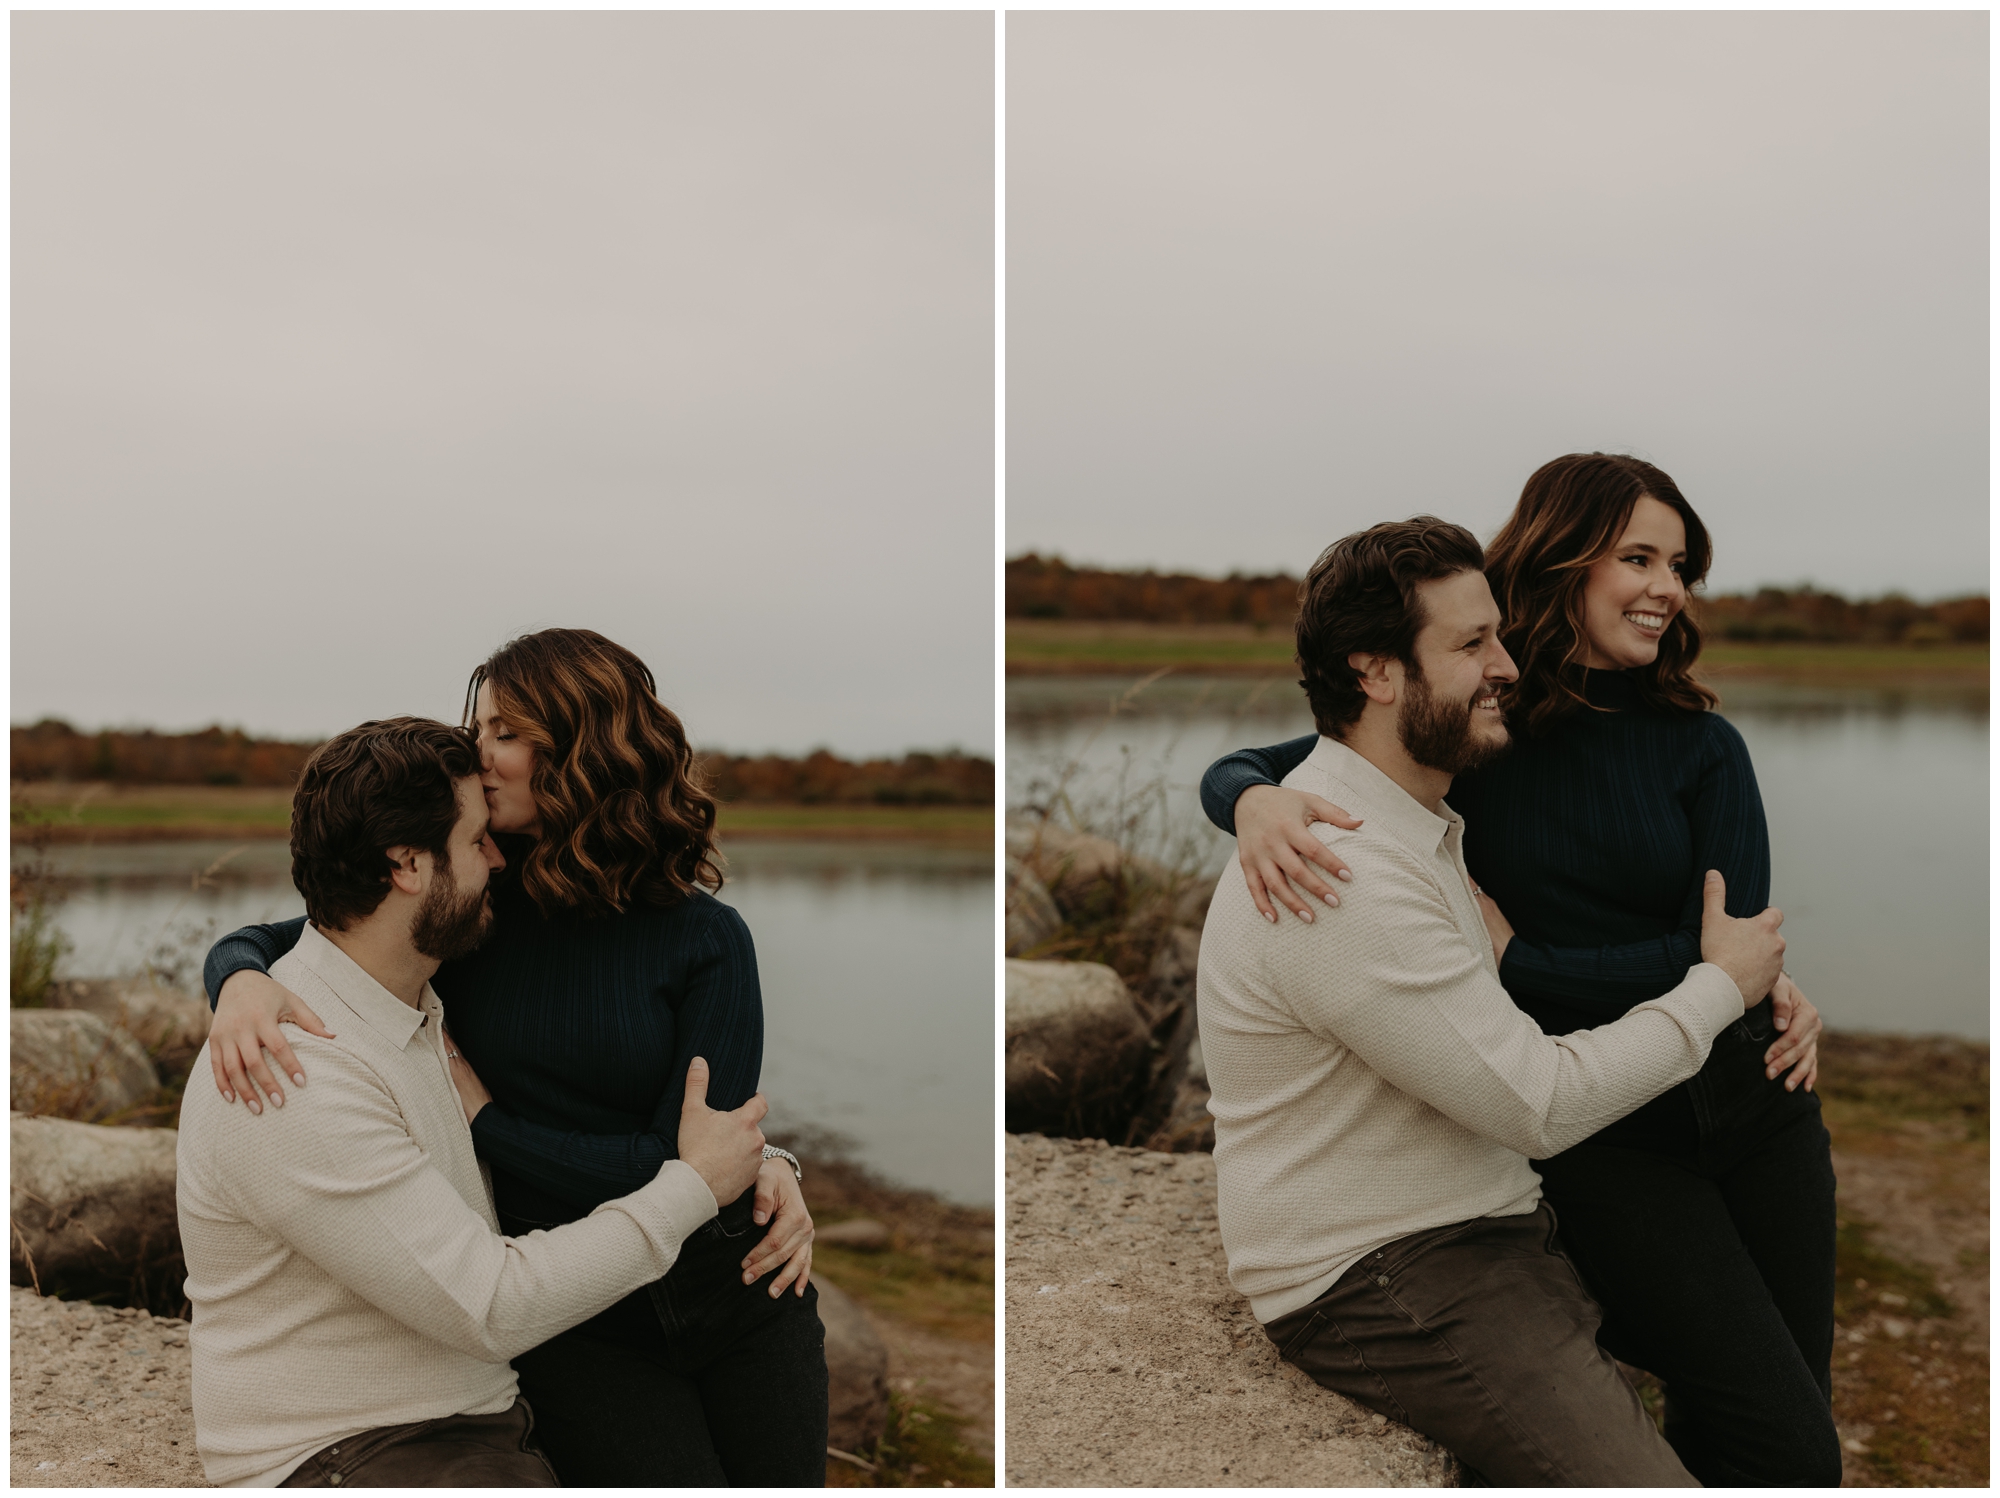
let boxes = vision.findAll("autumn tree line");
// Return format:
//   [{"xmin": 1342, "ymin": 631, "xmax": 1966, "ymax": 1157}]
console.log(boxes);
[
  {"xmin": 1007, "ymin": 554, "xmax": 1989, "ymax": 646},
  {"xmin": 9, "ymin": 720, "xmax": 993, "ymax": 804}
]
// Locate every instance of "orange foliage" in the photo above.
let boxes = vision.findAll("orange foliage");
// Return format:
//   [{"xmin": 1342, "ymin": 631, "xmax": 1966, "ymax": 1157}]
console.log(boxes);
[
  {"xmin": 1007, "ymin": 554, "xmax": 1987, "ymax": 645},
  {"xmin": 9, "ymin": 720, "xmax": 994, "ymax": 804}
]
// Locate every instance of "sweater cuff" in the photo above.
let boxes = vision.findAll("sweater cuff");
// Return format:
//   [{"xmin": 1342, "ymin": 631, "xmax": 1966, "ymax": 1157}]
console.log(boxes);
[
  {"xmin": 1676, "ymin": 962, "xmax": 1747, "ymax": 1035},
  {"xmin": 590, "ymin": 1159, "xmax": 718, "ymax": 1269}
]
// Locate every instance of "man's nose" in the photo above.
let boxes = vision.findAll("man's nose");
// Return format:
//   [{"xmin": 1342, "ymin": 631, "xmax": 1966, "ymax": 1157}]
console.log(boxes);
[{"xmin": 1486, "ymin": 639, "xmax": 1520, "ymax": 683}]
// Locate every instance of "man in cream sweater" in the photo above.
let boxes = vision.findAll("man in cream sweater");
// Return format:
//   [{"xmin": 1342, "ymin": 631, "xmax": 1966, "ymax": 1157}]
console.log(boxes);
[
  {"xmin": 1196, "ymin": 519, "xmax": 1788, "ymax": 1486},
  {"xmin": 177, "ymin": 719, "xmax": 770, "ymax": 1486}
]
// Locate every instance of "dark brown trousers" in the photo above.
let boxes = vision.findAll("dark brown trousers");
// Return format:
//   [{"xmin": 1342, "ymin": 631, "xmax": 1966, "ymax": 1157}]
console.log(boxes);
[
  {"xmin": 280, "ymin": 1398, "xmax": 559, "ymax": 1488},
  {"xmin": 1263, "ymin": 1204, "xmax": 1696, "ymax": 1487}
]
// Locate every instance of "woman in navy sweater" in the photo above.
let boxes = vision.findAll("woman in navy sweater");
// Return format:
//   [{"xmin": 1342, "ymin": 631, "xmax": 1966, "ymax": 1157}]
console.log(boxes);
[
  {"xmin": 1201, "ymin": 454, "xmax": 1839, "ymax": 1487},
  {"xmin": 200, "ymin": 628, "xmax": 827, "ymax": 1486}
]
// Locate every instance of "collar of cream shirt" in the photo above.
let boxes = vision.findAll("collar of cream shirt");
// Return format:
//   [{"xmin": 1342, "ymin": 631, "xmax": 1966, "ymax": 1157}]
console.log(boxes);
[
  {"xmin": 289, "ymin": 922, "xmax": 438, "ymax": 1050},
  {"xmin": 1303, "ymin": 735, "xmax": 1464, "ymax": 861}
]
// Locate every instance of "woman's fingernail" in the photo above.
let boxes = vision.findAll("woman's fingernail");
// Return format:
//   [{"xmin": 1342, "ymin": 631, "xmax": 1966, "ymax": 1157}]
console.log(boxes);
[
  {"xmin": 223, "ymin": 1091, "xmax": 235, "ymax": 1104},
  {"xmin": 247, "ymin": 1100, "xmax": 261, "ymax": 1115},
  {"xmin": 1323, "ymin": 893, "xmax": 1339, "ymax": 908},
  {"xmin": 272, "ymin": 1093, "xmax": 284, "ymax": 1108},
  {"xmin": 1264, "ymin": 910, "xmax": 1276, "ymax": 924},
  {"xmin": 1300, "ymin": 909, "xmax": 1314, "ymax": 924},
  {"xmin": 292, "ymin": 1073, "xmax": 306, "ymax": 1086},
  {"xmin": 744, "ymin": 1272, "xmax": 756, "ymax": 1284},
  {"xmin": 1337, "ymin": 869, "xmax": 1354, "ymax": 881}
]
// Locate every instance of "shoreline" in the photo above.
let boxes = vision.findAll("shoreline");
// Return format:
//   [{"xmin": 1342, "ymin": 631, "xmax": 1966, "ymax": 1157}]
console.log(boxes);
[
  {"xmin": 11, "ymin": 789, "xmax": 994, "ymax": 849},
  {"xmin": 1005, "ymin": 622, "xmax": 1990, "ymax": 687}
]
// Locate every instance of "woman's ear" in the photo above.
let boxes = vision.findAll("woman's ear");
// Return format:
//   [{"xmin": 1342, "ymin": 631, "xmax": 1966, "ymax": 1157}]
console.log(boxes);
[
  {"xmin": 384, "ymin": 846, "xmax": 426, "ymax": 897},
  {"xmin": 1346, "ymin": 651, "xmax": 1399, "ymax": 707}
]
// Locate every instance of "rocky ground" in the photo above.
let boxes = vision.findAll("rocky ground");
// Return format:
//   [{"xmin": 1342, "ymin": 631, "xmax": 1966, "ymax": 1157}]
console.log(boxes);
[
  {"xmin": 1816, "ymin": 1032, "xmax": 1988, "ymax": 1488},
  {"xmin": 880, "ymin": 1318, "xmax": 994, "ymax": 1465},
  {"xmin": 1004, "ymin": 1133, "xmax": 1460, "ymax": 1487}
]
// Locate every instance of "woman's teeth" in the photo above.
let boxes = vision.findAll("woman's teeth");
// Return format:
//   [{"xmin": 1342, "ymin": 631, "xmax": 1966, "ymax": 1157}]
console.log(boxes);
[{"xmin": 1624, "ymin": 612, "xmax": 1665, "ymax": 633}]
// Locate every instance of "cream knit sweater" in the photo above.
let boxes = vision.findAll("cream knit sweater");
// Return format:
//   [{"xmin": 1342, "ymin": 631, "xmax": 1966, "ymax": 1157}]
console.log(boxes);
[
  {"xmin": 1197, "ymin": 736, "xmax": 1744, "ymax": 1323},
  {"xmin": 178, "ymin": 923, "xmax": 719, "ymax": 1486}
]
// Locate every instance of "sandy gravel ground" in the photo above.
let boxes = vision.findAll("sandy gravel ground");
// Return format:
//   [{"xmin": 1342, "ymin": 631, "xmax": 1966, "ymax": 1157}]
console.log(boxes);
[
  {"xmin": 1004, "ymin": 1133, "xmax": 1459, "ymax": 1487},
  {"xmin": 11, "ymin": 1287, "xmax": 207, "ymax": 1487}
]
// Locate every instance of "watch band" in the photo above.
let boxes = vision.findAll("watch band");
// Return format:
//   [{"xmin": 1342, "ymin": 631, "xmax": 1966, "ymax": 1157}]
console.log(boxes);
[{"xmin": 761, "ymin": 1144, "xmax": 803, "ymax": 1181}]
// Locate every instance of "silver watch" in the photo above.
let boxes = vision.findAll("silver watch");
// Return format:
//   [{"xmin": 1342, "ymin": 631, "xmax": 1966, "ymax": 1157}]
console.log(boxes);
[{"xmin": 762, "ymin": 1144, "xmax": 802, "ymax": 1181}]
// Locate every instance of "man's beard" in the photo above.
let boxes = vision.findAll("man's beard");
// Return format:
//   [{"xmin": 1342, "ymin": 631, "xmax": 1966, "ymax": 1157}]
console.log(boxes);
[
  {"xmin": 411, "ymin": 871, "xmax": 493, "ymax": 962},
  {"xmin": 1398, "ymin": 662, "xmax": 1510, "ymax": 776}
]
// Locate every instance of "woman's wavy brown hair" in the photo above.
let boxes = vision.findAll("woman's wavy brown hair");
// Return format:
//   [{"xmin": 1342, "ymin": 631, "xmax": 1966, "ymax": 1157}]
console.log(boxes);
[
  {"xmin": 1485, "ymin": 452, "xmax": 1718, "ymax": 737},
  {"xmin": 463, "ymin": 629, "xmax": 722, "ymax": 917}
]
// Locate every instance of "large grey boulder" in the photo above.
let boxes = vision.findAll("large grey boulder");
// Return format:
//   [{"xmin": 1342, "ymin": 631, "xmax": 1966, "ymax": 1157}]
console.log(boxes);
[
  {"xmin": 46, "ymin": 979, "xmax": 211, "ymax": 1078},
  {"xmin": 816, "ymin": 1276, "xmax": 890, "ymax": 1456},
  {"xmin": 1006, "ymin": 960, "xmax": 1150, "ymax": 1139},
  {"xmin": 1006, "ymin": 817, "xmax": 1169, "ymax": 909},
  {"xmin": 10, "ymin": 1011, "xmax": 160, "ymax": 1122},
  {"xmin": 10, "ymin": 1115, "xmax": 181, "ymax": 1295},
  {"xmin": 1005, "ymin": 855, "xmax": 1063, "ymax": 957}
]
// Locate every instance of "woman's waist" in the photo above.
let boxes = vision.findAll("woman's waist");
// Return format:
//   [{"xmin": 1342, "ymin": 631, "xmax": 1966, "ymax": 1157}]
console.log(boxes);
[
  {"xmin": 1541, "ymin": 997, "xmax": 1815, "ymax": 1157},
  {"xmin": 491, "ymin": 1169, "xmax": 756, "ymax": 1241}
]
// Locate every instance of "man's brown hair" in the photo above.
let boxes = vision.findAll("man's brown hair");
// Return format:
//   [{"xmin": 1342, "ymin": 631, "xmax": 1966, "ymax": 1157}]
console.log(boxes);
[
  {"xmin": 290, "ymin": 718, "xmax": 481, "ymax": 930},
  {"xmin": 1296, "ymin": 517, "xmax": 1489, "ymax": 738},
  {"xmin": 463, "ymin": 629, "xmax": 722, "ymax": 918},
  {"xmin": 1483, "ymin": 452, "xmax": 1717, "ymax": 736}
]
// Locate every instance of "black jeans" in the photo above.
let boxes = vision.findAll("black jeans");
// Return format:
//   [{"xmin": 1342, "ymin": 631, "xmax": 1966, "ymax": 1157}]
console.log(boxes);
[
  {"xmin": 1534, "ymin": 999, "xmax": 1842, "ymax": 1488},
  {"xmin": 510, "ymin": 1216, "xmax": 829, "ymax": 1486}
]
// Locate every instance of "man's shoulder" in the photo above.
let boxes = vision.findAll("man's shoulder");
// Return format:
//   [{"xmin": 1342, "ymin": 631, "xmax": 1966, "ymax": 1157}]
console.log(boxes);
[
  {"xmin": 180, "ymin": 1030, "xmax": 401, "ymax": 1154},
  {"xmin": 1201, "ymin": 821, "xmax": 1442, "ymax": 964},
  {"xmin": 1278, "ymin": 740, "xmax": 1388, "ymax": 818},
  {"xmin": 177, "ymin": 1030, "xmax": 402, "ymax": 1222}
]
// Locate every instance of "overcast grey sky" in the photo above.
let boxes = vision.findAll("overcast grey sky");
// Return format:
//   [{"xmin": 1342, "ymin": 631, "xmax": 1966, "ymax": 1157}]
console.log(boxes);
[
  {"xmin": 1009, "ymin": 12, "xmax": 1986, "ymax": 600},
  {"xmin": 15, "ymin": 12, "xmax": 992, "ymax": 752}
]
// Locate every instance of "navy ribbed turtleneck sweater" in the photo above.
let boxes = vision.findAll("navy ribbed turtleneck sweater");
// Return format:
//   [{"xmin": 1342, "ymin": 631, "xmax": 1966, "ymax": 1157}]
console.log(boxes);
[
  {"xmin": 1199, "ymin": 670, "xmax": 1772, "ymax": 1036},
  {"xmin": 202, "ymin": 833, "xmax": 765, "ymax": 1238}
]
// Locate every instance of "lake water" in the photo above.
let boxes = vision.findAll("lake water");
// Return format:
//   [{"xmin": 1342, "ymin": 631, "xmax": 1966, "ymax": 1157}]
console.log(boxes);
[
  {"xmin": 17, "ymin": 838, "xmax": 995, "ymax": 1205},
  {"xmin": 1008, "ymin": 675, "xmax": 1989, "ymax": 1041}
]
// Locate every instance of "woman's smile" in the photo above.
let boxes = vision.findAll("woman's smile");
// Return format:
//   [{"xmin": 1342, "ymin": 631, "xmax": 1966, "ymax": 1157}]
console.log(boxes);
[{"xmin": 1581, "ymin": 496, "xmax": 1689, "ymax": 670}]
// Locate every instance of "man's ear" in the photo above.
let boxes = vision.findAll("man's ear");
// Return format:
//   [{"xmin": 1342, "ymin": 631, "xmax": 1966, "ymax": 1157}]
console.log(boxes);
[
  {"xmin": 384, "ymin": 846, "xmax": 425, "ymax": 898},
  {"xmin": 1347, "ymin": 651, "xmax": 1400, "ymax": 707}
]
